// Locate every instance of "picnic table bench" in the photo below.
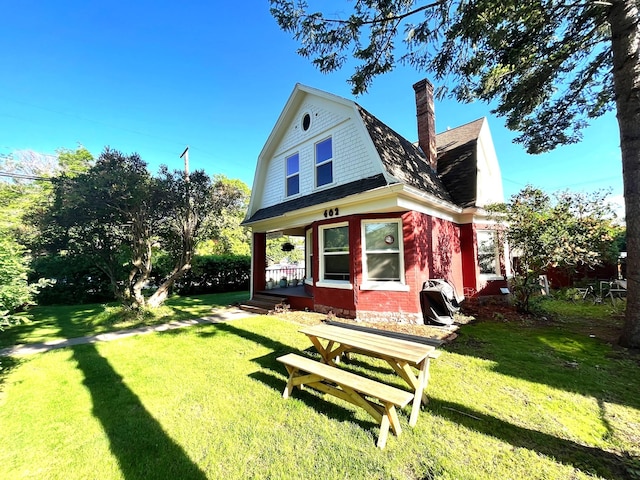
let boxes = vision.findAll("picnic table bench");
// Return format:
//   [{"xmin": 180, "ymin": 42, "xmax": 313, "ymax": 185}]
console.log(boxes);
[
  {"xmin": 299, "ymin": 323, "xmax": 438, "ymax": 427},
  {"xmin": 323, "ymin": 320, "xmax": 445, "ymax": 347},
  {"xmin": 277, "ymin": 353, "xmax": 414, "ymax": 449}
]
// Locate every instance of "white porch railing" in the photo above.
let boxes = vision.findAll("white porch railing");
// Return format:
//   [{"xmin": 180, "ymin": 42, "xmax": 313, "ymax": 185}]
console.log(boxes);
[{"xmin": 265, "ymin": 265, "xmax": 305, "ymax": 289}]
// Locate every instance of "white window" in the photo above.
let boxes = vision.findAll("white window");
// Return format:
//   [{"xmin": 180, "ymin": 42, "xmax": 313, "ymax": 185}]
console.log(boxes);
[
  {"xmin": 315, "ymin": 137, "xmax": 333, "ymax": 187},
  {"xmin": 318, "ymin": 222, "xmax": 350, "ymax": 287},
  {"xmin": 477, "ymin": 229, "xmax": 501, "ymax": 277},
  {"xmin": 305, "ymin": 228, "xmax": 313, "ymax": 283},
  {"xmin": 286, "ymin": 153, "xmax": 299, "ymax": 197},
  {"xmin": 361, "ymin": 220, "xmax": 408, "ymax": 290}
]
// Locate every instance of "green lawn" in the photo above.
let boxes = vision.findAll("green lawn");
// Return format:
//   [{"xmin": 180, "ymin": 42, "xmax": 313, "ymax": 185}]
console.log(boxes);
[
  {"xmin": 0, "ymin": 294, "xmax": 638, "ymax": 479},
  {"xmin": 0, "ymin": 291, "xmax": 250, "ymax": 349}
]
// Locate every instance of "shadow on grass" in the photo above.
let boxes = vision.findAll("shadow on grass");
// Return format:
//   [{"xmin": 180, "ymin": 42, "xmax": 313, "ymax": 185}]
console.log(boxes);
[
  {"xmin": 447, "ymin": 323, "xmax": 640, "ymax": 411},
  {"xmin": 0, "ymin": 355, "xmax": 21, "ymax": 388},
  {"xmin": 54, "ymin": 303, "xmax": 208, "ymax": 480},
  {"xmin": 197, "ymin": 321, "xmax": 295, "ymax": 361},
  {"xmin": 66, "ymin": 343, "xmax": 207, "ymax": 480},
  {"xmin": 0, "ymin": 304, "xmax": 105, "ymax": 349},
  {"xmin": 429, "ymin": 398, "xmax": 633, "ymax": 480},
  {"xmin": 248, "ymin": 369, "xmax": 378, "ymax": 433}
]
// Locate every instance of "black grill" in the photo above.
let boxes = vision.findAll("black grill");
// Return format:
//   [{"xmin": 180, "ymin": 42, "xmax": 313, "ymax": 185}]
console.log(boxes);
[{"xmin": 419, "ymin": 279, "xmax": 463, "ymax": 325}]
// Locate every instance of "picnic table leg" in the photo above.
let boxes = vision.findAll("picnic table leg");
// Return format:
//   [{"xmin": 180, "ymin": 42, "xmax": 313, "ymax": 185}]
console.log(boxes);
[
  {"xmin": 377, "ymin": 413, "xmax": 391, "ymax": 449},
  {"xmin": 307, "ymin": 336, "xmax": 330, "ymax": 361},
  {"xmin": 282, "ymin": 366, "xmax": 297, "ymax": 399},
  {"xmin": 409, "ymin": 359, "xmax": 429, "ymax": 427},
  {"xmin": 386, "ymin": 404, "xmax": 402, "ymax": 437},
  {"xmin": 389, "ymin": 361, "xmax": 429, "ymax": 407},
  {"xmin": 306, "ymin": 337, "xmax": 347, "ymax": 365}
]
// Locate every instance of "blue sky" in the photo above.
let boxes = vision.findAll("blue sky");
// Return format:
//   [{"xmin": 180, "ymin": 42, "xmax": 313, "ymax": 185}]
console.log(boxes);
[{"xmin": 1, "ymin": 1, "xmax": 624, "ymax": 212}]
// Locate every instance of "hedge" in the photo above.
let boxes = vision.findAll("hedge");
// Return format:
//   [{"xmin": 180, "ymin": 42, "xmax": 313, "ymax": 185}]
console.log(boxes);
[{"xmin": 30, "ymin": 254, "xmax": 251, "ymax": 305}]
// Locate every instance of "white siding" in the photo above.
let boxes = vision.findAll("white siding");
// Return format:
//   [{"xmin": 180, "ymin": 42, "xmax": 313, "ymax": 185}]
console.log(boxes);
[
  {"xmin": 257, "ymin": 95, "xmax": 383, "ymax": 210},
  {"xmin": 475, "ymin": 121, "xmax": 504, "ymax": 206}
]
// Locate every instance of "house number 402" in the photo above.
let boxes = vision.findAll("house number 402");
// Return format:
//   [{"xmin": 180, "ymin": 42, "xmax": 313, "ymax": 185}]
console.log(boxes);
[{"xmin": 324, "ymin": 207, "xmax": 339, "ymax": 218}]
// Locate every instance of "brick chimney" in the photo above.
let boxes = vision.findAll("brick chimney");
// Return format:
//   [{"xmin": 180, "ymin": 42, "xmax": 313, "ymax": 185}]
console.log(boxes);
[{"xmin": 413, "ymin": 79, "xmax": 437, "ymax": 171}]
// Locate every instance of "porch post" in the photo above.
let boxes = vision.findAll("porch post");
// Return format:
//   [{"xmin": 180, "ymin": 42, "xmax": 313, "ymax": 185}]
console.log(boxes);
[
  {"xmin": 460, "ymin": 223, "xmax": 478, "ymax": 296},
  {"xmin": 252, "ymin": 232, "xmax": 267, "ymax": 295}
]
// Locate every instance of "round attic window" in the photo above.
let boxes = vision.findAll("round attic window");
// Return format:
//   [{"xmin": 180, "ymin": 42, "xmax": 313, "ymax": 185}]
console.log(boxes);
[{"xmin": 302, "ymin": 113, "xmax": 311, "ymax": 131}]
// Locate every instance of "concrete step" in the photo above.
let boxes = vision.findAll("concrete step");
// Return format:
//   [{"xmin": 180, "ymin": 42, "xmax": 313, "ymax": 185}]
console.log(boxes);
[
  {"xmin": 242, "ymin": 300, "xmax": 281, "ymax": 310},
  {"xmin": 238, "ymin": 304, "xmax": 270, "ymax": 315},
  {"xmin": 238, "ymin": 293, "xmax": 289, "ymax": 315},
  {"xmin": 252, "ymin": 293, "xmax": 287, "ymax": 303}
]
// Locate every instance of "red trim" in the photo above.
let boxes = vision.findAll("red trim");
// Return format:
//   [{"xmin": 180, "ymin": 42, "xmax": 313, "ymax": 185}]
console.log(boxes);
[
  {"xmin": 252, "ymin": 232, "xmax": 267, "ymax": 292},
  {"xmin": 460, "ymin": 223, "xmax": 478, "ymax": 294}
]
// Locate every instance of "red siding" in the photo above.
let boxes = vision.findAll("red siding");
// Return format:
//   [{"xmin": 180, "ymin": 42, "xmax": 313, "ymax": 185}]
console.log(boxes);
[
  {"xmin": 351, "ymin": 212, "xmax": 464, "ymax": 318},
  {"xmin": 302, "ymin": 212, "xmax": 473, "ymax": 320}
]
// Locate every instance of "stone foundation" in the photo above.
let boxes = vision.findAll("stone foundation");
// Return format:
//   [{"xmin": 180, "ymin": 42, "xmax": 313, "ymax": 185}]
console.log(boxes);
[{"xmin": 355, "ymin": 310, "xmax": 424, "ymax": 324}]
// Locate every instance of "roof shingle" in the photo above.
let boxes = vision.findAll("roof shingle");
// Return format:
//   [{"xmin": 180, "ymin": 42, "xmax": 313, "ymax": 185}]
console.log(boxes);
[
  {"xmin": 435, "ymin": 118, "xmax": 485, "ymax": 208},
  {"xmin": 357, "ymin": 105, "xmax": 454, "ymax": 204}
]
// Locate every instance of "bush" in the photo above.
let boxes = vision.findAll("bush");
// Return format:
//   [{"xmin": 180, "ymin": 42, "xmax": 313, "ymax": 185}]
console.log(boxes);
[
  {"xmin": 29, "ymin": 254, "xmax": 117, "ymax": 305},
  {"xmin": 162, "ymin": 255, "xmax": 250, "ymax": 295},
  {"xmin": 30, "ymin": 253, "xmax": 251, "ymax": 305},
  {"xmin": 1, "ymin": 238, "xmax": 37, "ymax": 325}
]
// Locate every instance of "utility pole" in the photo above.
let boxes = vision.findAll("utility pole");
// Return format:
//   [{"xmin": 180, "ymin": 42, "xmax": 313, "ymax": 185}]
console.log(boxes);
[{"xmin": 180, "ymin": 146, "xmax": 190, "ymax": 182}]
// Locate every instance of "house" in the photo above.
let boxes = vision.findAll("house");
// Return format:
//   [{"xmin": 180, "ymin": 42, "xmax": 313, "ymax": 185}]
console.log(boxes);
[{"xmin": 242, "ymin": 79, "xmax": 510, "ymax": 322}]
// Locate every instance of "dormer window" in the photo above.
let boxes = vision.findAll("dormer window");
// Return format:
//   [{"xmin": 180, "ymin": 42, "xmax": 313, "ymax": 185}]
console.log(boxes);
[
  {"xmin": 316, "ymin": 137, "xmax": 333, "ymax": 187},
  {"xmin": 286, "ymin": 153, "xmax": 299, "ymax": 196}
]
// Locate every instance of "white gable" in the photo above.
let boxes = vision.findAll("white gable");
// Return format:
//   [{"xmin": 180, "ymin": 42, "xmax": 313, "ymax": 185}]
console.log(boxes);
[
  {"xmin": 247, "ymin": 85, "xmax": 385, "ymax": 219},
  {"xmin": 475, "ymin": 119, "xmax": 504, "ymax": 206}
]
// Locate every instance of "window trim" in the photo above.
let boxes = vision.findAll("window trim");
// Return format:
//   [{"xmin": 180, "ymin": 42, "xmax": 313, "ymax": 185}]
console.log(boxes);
[
  {"xmin": 301, "ymin": 112, "xmax": 312, "ymax": 131},
  {"xmin": 315, "ymin": 136, "xmax": 333, "ymax": 188},
  {"xmin": 285, "ymin": 152, "xmax": 300, "ymax": 197},
  {"xmin": 305, "ymin": 228, "xmax": 313, "ymax": 285},
  {"xmin": 317, "ymin": 221, "xmax": 352, "ymax": 288},
  {"xmin": 360, "ymin": 219, "xmax": 408, "ymax": 291},
  {"xmin": 477, "ymin": 229, "xmax": 503, "ymax": 280}
]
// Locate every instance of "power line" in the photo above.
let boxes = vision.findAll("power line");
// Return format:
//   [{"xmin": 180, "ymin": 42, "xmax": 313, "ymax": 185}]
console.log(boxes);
[
  {"xmin": 0, "ymin": 171, "xmax": 53, "ymax": 181},
  {"xmin": 0, "ymin": 96, "xmax": 219, "ymax": 161}
]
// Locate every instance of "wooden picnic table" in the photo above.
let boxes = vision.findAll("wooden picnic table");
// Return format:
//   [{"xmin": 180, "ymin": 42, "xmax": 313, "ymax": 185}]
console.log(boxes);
[{"xmin": 299, "ymin": 323, "xmax": 438, "ymax": 427}]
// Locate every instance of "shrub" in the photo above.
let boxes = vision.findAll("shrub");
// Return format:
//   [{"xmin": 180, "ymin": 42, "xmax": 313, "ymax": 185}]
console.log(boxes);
[
  {"xmin": 169, "ymin": 255, "xmax": 250, "ymax": 295},
  {"xmin": 29, "ymin": 254, "xmax": 117, "ymax": 305}
]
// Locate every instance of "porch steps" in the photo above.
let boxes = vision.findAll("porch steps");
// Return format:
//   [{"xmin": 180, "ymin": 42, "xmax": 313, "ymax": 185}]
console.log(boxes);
[{"xmin": 239, "ymin": 293, "xmax": 288, "ymax": 314}]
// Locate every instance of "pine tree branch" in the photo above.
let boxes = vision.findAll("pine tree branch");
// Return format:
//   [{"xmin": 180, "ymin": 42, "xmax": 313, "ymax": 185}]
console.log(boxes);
[{"xmin": 321, "ymin": 1, "xmax": 445, "ymax": 26}]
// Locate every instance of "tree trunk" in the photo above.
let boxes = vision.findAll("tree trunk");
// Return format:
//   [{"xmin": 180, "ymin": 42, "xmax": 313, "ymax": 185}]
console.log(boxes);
[
  {"xmin": 147, "ymin": 220, "xmax": 197, "ymax": 308},
  {"xmin": 147, "ymin": 261, "xmax": 192, "ymax": 308},
  {"xmin": 127, "ymin": 217, "xmax": 153, "ymax": 308},
  {"xmin": 609, "ymin": 0, "xmax": 640, "ymax": 348}
]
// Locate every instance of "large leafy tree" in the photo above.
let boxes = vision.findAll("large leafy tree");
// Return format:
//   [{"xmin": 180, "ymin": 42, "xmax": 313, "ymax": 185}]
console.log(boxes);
[
  {"xmin": 0, "ymin": 147, "xmax": 91, "ymax": 323},
  {"xmin": 492, "ymin": 186, "xmax": 619, "ymax": 311},
  {"xmin": 197, "ymin": 176, "xmax": 252, "ymax": 256},
  {"xmin": 47, "ymin": 150, "xmax": 227, "ymax": 309},
  {"xmin": 48, "ymin": 148, "xmax": 159, "ymax": 307},
  {"xmin": 270, "ymin": 0, "xmax": 640, "ymax": 348},
  {"xmin": 148, "ymin": 167, "xmax": 216, "ymax": 307}
]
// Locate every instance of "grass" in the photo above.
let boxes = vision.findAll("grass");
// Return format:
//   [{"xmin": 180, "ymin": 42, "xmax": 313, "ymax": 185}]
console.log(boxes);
[
  {"xmin": 0, "ymin": 293, "xmax": 639, "ymax": 479},
  {"xmin": 0, "ymin": 291, "xmax": 250, "ymax": 349}
]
